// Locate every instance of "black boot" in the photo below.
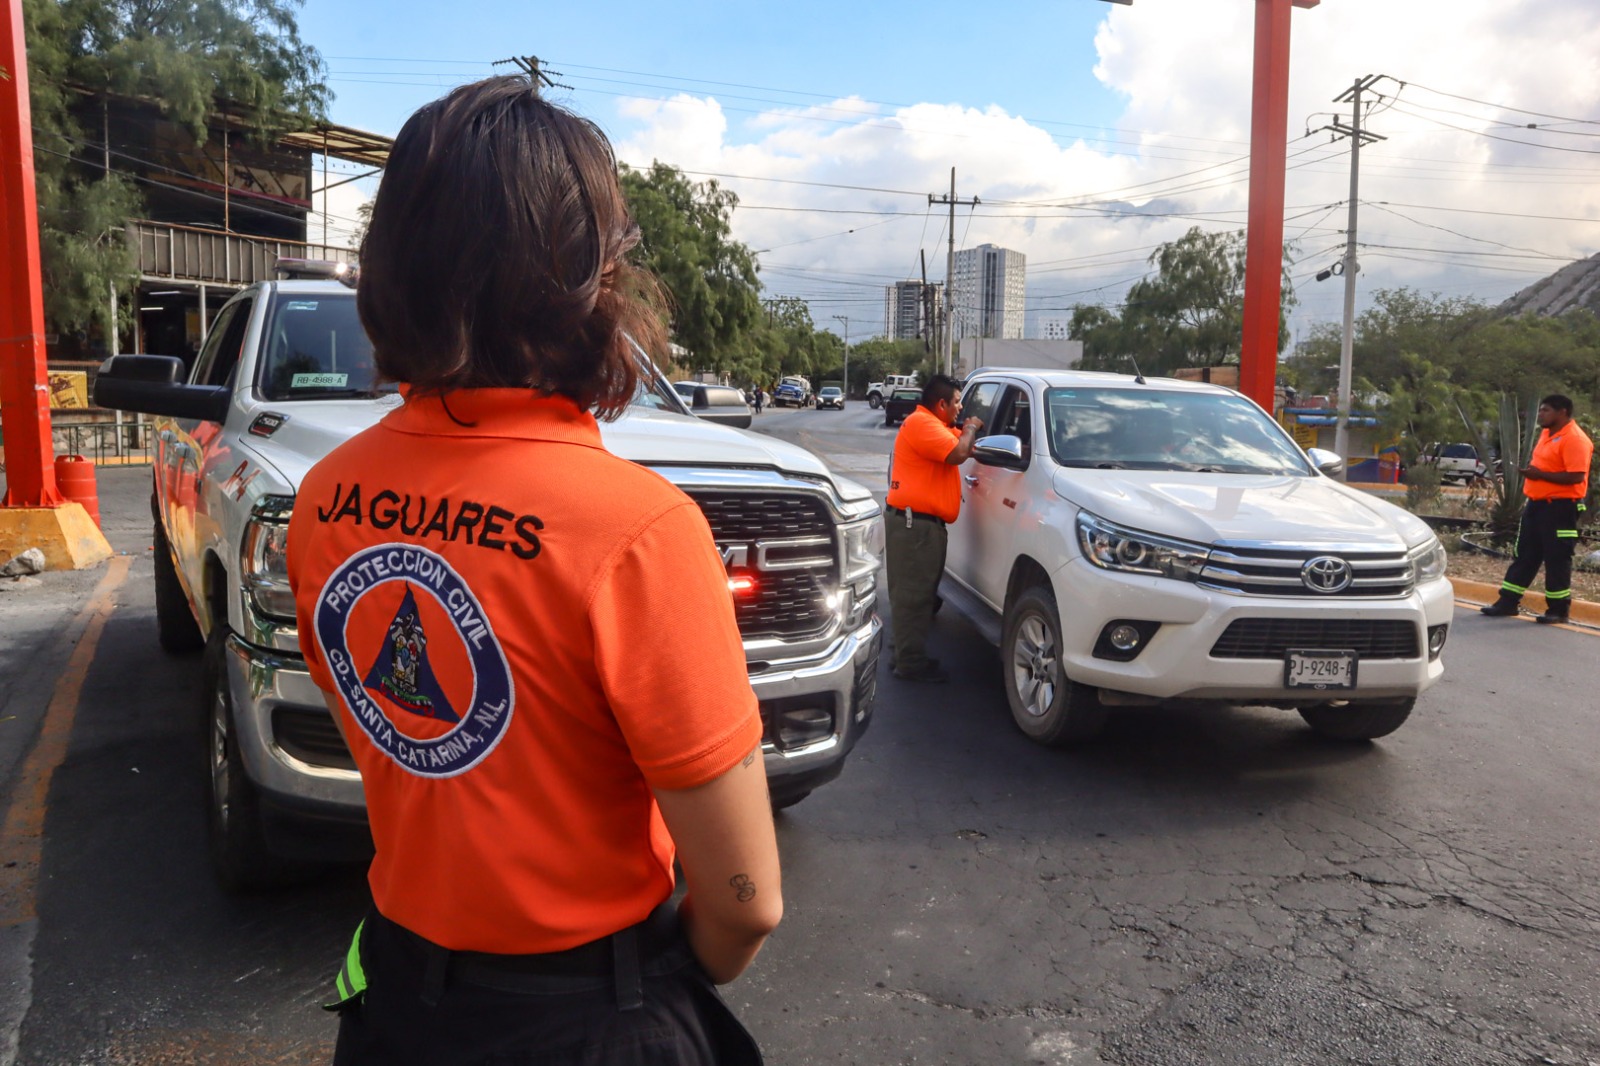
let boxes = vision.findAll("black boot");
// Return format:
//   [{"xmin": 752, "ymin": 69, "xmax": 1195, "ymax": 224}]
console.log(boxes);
[
  {"xmin": 1479, "ymin": 597, "xmax": 1520, "ymax": 617},
  {"xmin": 1536, "ymin": 607, "xmax": 1570, "ymax": 625}
]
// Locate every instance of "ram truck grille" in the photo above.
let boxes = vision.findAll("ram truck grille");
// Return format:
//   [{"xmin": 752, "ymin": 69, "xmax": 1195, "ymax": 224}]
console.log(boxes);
[
  {"xmin": 688, "ymin": 490, "xmax": 840, "ymax": 641},
  {"xmin": 1210, "ymin": 618, "xmax": 1421, "ymax": 660}
]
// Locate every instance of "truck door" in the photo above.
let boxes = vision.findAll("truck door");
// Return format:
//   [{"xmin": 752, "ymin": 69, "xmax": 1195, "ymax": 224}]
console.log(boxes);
[
  {"xmin": 943, "ymin": 380, "xmax": 1003, "ymax": 597},
  {"xmin": 960, "ymin": 383, "xmax": 1034, "ymax": 608},
  {"xmin": 165, "ymin": 298, "xmax": 251, "ymax": 597}
]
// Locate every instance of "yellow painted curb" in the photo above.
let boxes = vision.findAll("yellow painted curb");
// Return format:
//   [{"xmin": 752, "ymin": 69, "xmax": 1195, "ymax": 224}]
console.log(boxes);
[
  {"xmin": 1450, "ymin": 575, "xmax": 1600, "ymax": 627},
  {"xmin": 0, "ymin": 503, "xmax": 114, "ymax": 571}
]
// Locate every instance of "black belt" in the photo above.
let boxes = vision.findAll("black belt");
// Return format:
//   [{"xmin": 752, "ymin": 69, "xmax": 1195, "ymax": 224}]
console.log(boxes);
[
  {"xmin": 888, "ymin": 505, "xmax": 946, "ymax": 527},
  {"xmin": 379, "ymin": 901, "xmax": 683, "ymax": 1008}
]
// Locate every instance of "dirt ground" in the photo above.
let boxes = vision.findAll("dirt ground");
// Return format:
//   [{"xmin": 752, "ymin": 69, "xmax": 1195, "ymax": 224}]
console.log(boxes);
[{"xmin": 1448, "ymin": 542, "xmax": 1600, "ymax": 603}]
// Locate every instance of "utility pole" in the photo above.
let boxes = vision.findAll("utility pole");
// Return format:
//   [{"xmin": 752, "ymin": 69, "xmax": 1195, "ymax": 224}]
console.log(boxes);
[
  {"xmin": 929, "ymin": 169, "xmax": 979, "ymax": 378},
  {"xmin": 1322, "ymin": 74, "xmax": 1386, "ymax": 464},
  {"xmin": 832, "ymin": 315, "xmax": 850, "ymax": 401},
  {"xmin": 493, "ymin": 55, "xmax": 571, "ymax": 96}
]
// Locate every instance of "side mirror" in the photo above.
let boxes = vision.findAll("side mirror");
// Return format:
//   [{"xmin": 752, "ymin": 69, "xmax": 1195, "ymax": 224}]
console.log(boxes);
[
  {"xmin": 1306, "ymin": 447, "xmax": 1345, "ymax": 478},
  {"xmin": 94, "ymin": 355, "xmax": 231, "ymax": 423},
  {"xmin": 974, "ymin": 434, "xmax": 1027, "ymax": 468}
]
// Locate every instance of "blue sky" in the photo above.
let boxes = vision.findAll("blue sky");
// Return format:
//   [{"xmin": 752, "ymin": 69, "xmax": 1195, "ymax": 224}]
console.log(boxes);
[
  {"xmin": 299, "ymin": 1, "xmax": 1122, "ymax": 144},
  {"xmin": 297, "ymin": 1, "xmax": 1600, "ymax": 347}
]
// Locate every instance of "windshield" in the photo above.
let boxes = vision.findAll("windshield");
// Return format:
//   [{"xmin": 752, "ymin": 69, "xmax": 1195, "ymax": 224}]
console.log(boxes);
[
  {"xmin": 1045, "ymin": 387, "xmax": 1313, "ymax": 476},
  {"xmin": 631, "ymin": 361, "xmax": 692, "ymax": 414},
  {"xmin": 257, "ymin": 293, "xmax": 391, "ymax": 401}
]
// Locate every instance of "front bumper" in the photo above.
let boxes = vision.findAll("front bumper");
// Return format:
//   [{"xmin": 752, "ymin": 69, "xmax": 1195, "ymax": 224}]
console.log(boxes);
[
  {"xmin": 1049, "ymin": 562, "xmax": 1453, "ymax": 703},
  {"xmin": 224, "ymin": 616, "xmax": 883, "ymax": 832}
]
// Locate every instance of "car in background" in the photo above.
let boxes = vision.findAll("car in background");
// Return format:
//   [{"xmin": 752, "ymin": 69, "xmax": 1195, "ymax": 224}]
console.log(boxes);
[
  {"xmin": 883, "ymin": 387, "xmax": 922, "ymax": 427},
  {"xmin": 816, "ymin": 386, "xmax": 844, "ymax": 410},
  {"xmin": 1417, "ymin": 442, "xmax": 1488, "ymax": 483},
  {"xmin": 674, "ymin": 381, "xmax": 753, "ymax": 429},
  {"xmin": 940, "ymin": 368, "xmax": 1451, "ymax": 748}
]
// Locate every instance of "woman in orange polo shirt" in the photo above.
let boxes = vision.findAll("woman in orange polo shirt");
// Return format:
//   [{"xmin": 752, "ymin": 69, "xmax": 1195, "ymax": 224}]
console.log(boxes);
[{"xmin": 287, "ymin": 77, "xmax": 780, "ymax": 1065}]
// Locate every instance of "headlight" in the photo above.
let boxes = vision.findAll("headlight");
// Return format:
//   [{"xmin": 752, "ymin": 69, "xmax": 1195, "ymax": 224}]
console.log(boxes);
[
  {"xmin": 1075, "ymin": 511, "xmax": 1209, "ymax": 581},
  {"xmin": 241, "ymin": 495, "xmax": 295, "ymax": 621},
  {"xmin": 841, "ymin": 513, "xmax": 885, "ymax": 584},
  {"xmin": 1408, "ymin": 536, "xmax": 1448, "ymax": 584}
]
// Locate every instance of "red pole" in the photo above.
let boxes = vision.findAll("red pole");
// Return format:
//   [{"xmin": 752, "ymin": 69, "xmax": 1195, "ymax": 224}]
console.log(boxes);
[
  {"xmin": 0, "ymin": 0, "xmax": 63, "ymax": 507},
  {"xmin": 1239, "ymin": 0, "xmax": 1317, "ymax": 413}
]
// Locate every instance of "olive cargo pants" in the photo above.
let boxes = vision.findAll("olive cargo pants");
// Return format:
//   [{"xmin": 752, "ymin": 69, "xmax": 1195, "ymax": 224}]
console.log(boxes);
[{"xmin": 885, "ymin": 510, "xmax": 947, "ymax": 674}]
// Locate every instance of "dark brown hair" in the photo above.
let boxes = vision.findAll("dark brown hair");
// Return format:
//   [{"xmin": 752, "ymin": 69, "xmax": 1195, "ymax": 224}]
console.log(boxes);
[
  {"xmin": 920, "ymin": 374, "xmax": 960, "ymax": 409},
  {"xmin": 358, "ymin": 77, "xmax": 667, "ymax": 419}
]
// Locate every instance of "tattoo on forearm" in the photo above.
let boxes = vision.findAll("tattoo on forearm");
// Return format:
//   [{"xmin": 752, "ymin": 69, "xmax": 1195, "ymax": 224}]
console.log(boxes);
[
  {"xmin": 742, "ymin": 749, "xmax": 756, "ymax": 769},
  {"xmin": 730, "ymin": 874, "xmax": 756, "ymax": 902}
]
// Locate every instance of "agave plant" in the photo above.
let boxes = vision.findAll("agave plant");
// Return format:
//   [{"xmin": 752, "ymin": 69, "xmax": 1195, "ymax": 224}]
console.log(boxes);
[{"xmin": 1460, "ymin": 394, "xmax": 1541, "ymax": 547}]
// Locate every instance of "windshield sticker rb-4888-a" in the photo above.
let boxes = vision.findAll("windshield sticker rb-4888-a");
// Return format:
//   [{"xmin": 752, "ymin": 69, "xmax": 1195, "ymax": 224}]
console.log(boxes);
[{"xmin": 292, "ymin": 372, "xmax": 349, "ymax": 389}]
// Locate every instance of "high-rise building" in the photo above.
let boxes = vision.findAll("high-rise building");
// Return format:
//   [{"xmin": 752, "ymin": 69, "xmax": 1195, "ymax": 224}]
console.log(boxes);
[
  {"xmin": 1039, "ymin": 315, "xmax": 1070, "ymax": 341},
  {"xmin": 884, "ymin": 280, "xmax": 942, "ymax": 342},
  {"xmin": 952, "ymin": 244, "xmax": 1026, "ymax": 341}
]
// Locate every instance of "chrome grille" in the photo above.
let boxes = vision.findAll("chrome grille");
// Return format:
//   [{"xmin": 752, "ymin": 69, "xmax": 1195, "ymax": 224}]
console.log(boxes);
[
  {"xmin": 689, "ymin": 491, "xmax": 839, "ymax": 640},
  {"xmin": 1199, "ymin": 547, "xmax": 1413, "ymax": 597},
  {"xmin": 1210, "ymin": 618, "xmax": 1421, "ymax": 660}
]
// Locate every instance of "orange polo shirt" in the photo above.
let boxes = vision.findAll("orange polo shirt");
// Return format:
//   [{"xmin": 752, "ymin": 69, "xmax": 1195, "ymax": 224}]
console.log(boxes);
[
  {"xmin": 286, "ymin": 389, "xmax": 760, "ymax": 954},
  {"xmin": 887, "ymin": 405, "xmax": 963, "ymax": 523},
  {"xmin": 1524, "ymin": 421, "xmax": 1593, "ymax": 501}
]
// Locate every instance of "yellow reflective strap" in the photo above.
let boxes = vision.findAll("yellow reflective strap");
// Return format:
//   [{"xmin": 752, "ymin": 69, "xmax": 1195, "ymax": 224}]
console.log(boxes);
[
  {"xmin": 324, "ymin": 918, "xmax": 367, "ymax": 1011},
  {"xmin": 1501, "ymin": 581, "xmax": 1527, "ymax": 594}
]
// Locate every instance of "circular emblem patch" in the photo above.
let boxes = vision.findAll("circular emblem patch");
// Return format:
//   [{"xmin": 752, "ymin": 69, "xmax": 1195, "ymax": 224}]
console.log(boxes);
[{"xmin": 314, "ymin": 543, "xmax": 513, "ymax": 777}]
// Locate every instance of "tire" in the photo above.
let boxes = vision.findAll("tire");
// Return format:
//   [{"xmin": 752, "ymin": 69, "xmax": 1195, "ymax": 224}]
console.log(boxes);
[
  {"xmin": 203, "ymin": 628, "xmax": 306, "ymax": 891},
  {"xmin": 1001, "ymin": 585, "xmax": 1108, "ymax": 745},
  {"xmin": 153, "ymin": 520, "xmax": 204, "ymax": 654},
  {"xmin": 868, "ymin": 393, "xmax": 882, "ymax": 409},
  {"xmin": 771, "ymin": 789, "xmax": 812, "ymax": 813},
  {"xmin": 1298, "ymin": 697, "xmax": 1414, "ymax": 741}
]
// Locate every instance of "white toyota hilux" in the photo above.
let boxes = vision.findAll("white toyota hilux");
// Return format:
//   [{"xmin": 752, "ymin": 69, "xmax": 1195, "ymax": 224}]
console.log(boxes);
[
  {"xmin": 95, "ymin": 268, "xmax": 884, "ymax": 890},
  {"xmin": 939, "ymin": 369, "xmax": 1452, "ymax": 746}
]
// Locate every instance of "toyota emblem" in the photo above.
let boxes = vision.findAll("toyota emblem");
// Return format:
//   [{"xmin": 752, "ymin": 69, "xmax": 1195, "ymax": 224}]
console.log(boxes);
[{"xmin": 1301, "ymin": 555, "xmax": 1353, "ymax": 594}]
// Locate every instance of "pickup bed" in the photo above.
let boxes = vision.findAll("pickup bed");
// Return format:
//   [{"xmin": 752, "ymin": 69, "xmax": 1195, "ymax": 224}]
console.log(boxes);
[{"xmin": 96, "ymin": 273, "xmax": 884, "ymax": 890}]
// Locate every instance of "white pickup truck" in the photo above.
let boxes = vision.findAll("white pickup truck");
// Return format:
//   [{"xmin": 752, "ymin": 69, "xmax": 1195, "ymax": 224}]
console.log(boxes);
[
  {"xmin": 865, "ymin": 373, "xmax": 919, "ymax": 410},
  {"xmin": 95, "ymin": 267, "xmax": 885, "ymax": 890},
  {"xmin": 939, "ymin": 369, "xmax": 1453, "ymax": 746}
]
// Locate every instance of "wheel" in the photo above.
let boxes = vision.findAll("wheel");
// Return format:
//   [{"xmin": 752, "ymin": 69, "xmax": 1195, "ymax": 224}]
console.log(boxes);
[
  {"xmin": 868, "ymin": 393, "xmax": 882, "ymax": 409},
  {"xmin": 1299, "ymin": 697, "xmax": 1414, "ymax": 741},
  {"xmin": 1001, "ymin": 586, "xmax": 1108, "ymax": 745},
  {"xmin": 153, "ymin": 520, "xmax": 204, "ymax": 654},
  {"xmin": 203, "ymin": 628, "xmax": 306, "ymax": 891}
]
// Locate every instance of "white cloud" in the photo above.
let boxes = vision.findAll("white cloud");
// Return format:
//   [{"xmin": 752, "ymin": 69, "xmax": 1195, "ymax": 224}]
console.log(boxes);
[{"xmin": 608, "ymin": 0, "xmax": 1600, "ymax": 341}]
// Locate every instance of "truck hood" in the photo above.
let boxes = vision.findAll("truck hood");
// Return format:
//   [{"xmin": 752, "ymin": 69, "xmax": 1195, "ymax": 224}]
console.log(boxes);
[
  {"xmin": 243, "ymin": 398, "xmax": 834, "ymax": 489},
  {"xmin": 1052, "ymin": 468, "xmax": 1433, "ymax": 550}
]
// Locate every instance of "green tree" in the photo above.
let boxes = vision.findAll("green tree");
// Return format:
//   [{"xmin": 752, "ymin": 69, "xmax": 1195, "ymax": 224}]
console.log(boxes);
[
  {"xmin": 1072, "ymin": 228, "xmax": 1295, "ymax": 375},
  {"xmin": 24, "ymin": 0, "xmax": 329, "ymax": 339},
  {"xmin": 620, "ymin": 162, "xmax": 762, "ymax": 372}
]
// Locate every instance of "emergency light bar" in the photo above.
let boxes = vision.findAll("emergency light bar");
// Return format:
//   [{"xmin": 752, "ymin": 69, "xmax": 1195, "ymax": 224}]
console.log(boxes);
[{"xmin": 274, "ymin": 258, "xmax": 359, "ymax": 288}]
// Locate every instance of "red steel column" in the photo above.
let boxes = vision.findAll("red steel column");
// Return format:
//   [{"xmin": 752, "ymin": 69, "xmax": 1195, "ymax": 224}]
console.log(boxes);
[
  {"xmin": 1239, "ymin": 0, "xmax": 1317, "ymax": 413},
  {"xmin": 0, "ymin": 0, "xmax": 63, "ymax": 507}
]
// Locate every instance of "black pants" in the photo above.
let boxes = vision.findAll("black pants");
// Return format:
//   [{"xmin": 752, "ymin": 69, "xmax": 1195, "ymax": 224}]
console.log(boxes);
[
  {"xmin": 1499, "ymin": 497, "xmax": 1581, "ymax": 613},
  {"xmin": 333, "ymin": 908, "xmax": 762, "ymax": 1066},
  {"xmin": 885, "ymin": 508, "xmax": 947, "ymax": 673}
]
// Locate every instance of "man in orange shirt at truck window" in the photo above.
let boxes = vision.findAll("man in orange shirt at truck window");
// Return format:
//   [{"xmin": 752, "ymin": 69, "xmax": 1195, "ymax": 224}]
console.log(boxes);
[
  {"xmin": 885, "ymin": 375, "xmax": 983, "ymax": 682},
  {"xmin": 1482, "ymin": 394, "xmax": 1594, "ymax": 624}
]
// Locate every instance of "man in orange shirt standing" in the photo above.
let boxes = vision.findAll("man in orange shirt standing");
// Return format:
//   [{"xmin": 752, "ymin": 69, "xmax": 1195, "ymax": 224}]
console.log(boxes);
[
  {"xmin": 1482, "ymin": 394, "xmax": 1594, "ymax": 624},
  {"xmin": 885, "ymin": 375, "xmax": 983, "ymax": 682}
]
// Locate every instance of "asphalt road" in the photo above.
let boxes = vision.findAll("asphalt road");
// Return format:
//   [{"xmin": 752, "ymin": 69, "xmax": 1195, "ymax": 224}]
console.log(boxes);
[{"xmin": 3, "ymin": 407, "xmax": 1599, "ymax": 1065}]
